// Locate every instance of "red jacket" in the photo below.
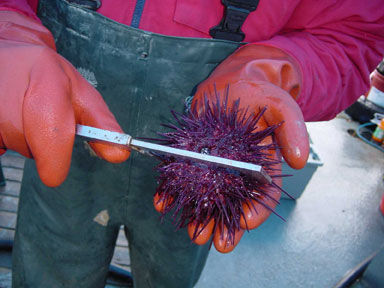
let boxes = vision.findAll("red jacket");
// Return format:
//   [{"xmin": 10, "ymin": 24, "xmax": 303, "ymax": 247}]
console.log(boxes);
[{"xmin": 1, "ymin": 0, "xmax": 384, "ymax": 121}]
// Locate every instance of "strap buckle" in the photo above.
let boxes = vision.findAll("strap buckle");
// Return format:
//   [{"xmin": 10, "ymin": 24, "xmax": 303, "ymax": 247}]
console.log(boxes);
[
  {"xmin": 210, "ymin": 0, "xmax": 259, "ymax": 42},
  {"xmin": 67, "ymin": 0, "xmax": 101, "ymax": 10}
]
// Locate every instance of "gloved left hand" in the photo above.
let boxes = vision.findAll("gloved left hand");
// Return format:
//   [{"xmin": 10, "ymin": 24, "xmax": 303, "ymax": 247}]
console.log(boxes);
[
  {"xmin": 0, "ymin": 11, "xmax": 130, "ymax": 187},
  {"xmin": 188, "ymin": 44, "xmax": 310, "ymax": 253}
]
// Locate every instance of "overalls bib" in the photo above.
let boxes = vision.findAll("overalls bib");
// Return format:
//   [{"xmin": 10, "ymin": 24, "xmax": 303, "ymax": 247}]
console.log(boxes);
[{"xmin": 12, "ymin": 0, "xmax": 241, "ymax": 287}]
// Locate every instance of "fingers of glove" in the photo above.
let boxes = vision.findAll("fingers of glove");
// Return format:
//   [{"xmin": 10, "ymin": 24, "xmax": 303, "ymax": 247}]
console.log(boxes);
[
  {"xmin": 195, "ymin": 82, "xmax": 309, "ymax": 169},
  {"xmin": 153, "ymin": 193, "xmax": 166, "ymax": 213},
  {"xmin": 213, "ymin": 226, "xmax": 245, "ymax": 253},
  {"xmin": 242, "ymin": 82, "xmax": 308, "ymax": 169},
  {"xmin": 24, "ymin": 58, "xmax": 76, "ymax": 187},
  {"xmin": 260, "ymin": 90, "xmax": 309, "ymax": 170},
  {"xmin": 59, "ymin": 58, "xmax": 130, "ymax": 164},
  {"xmin": 188, "ymin": 219, "xmax": 215, "ymax": 245},
  {"xmin": 239, "ymin": 165, "xmax": 282, "ymax": 231},
  {"xmin": 240, "ymin": 119, "xmax": 282, "ymax": 230},
  {"xmin": 153, "ymin": 192, "xmax": 174, "ymax": 214},
  {"xmin": 191, "ymin": 88, "xmax": 284, "ymax": 232},
  {"xmin": 0, "ymin": 45, "xmax": 38, "ymax": 158}
]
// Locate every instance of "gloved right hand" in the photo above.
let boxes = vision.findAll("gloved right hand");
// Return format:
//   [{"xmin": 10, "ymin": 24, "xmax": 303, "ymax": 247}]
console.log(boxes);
[
  {"xmin": 154, "ymin": 44, "xmax": 310, "ymax": 253},
  {"xmin": 0, "ymin": 11, "xmax": 130, "ymax": 187}
]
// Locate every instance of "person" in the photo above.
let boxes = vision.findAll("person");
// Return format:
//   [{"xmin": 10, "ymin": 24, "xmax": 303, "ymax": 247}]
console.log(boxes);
[{"xmin": 0, "ymin": 0, "xmax": 383, "ymax": 287}]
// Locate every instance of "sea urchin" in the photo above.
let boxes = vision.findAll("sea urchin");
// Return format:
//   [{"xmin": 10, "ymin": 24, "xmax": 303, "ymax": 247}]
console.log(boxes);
[{"xmin": 154, "ymin": 92, "xmax": 285, "ymax": 247}]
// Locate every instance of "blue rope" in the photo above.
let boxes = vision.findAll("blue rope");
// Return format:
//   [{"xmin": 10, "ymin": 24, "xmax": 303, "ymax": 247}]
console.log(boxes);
[{"xmin": 356, "ymin": 122, "xmax": 384, "ymax": 153}]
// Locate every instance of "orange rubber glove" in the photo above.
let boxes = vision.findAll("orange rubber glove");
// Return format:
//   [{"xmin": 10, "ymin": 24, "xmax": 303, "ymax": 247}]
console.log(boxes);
[
  {"xmin": 188, "ymin": 44, "xmax": 310, "ymax": 253},
  {"xmin": 0, "ymin": 11, "xmax": 130, "ymax": 187}
]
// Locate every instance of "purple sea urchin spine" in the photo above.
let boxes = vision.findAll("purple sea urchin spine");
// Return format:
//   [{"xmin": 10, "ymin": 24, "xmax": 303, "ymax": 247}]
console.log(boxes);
[{"xmin": 154, "ymin": 92, "xmax": 285, "ymax": 246}]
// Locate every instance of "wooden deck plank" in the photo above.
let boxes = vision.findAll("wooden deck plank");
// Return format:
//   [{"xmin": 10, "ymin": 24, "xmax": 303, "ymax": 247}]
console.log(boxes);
[
  {"xmin": 116, "ymin": 228, "xmax": 129, "ymax": 247},
  {"xmin": 0, "ymin": 212, "xmax": 16, "ymax": 230},
  {"xmin": 0, "ymin": 229, "xmax": 15, "ymax": 242},
  {"xmin": 0, "ymin": 268, "xmax": 11, "ymax": 274},
  {"xmin": 1, "ymin": 155, "xmax": 25, "ymax": 169},
  {"xmin": 2, "ymin": 168, "xmax": 23, "ymax": 183},
  {"xmin": 113, "ymin": 229, "xmax": 131, "ymax": 271},
  {"xmin": 112, "ymin": 246, "xmax": 131, "ymax": 269},
  {"xmin": 0, "ymin": 196, "xmax": 18, "ymax": 213},
  {"xmin": 0, "ymin": 181, "xmax": 21, "ymax": 197}
]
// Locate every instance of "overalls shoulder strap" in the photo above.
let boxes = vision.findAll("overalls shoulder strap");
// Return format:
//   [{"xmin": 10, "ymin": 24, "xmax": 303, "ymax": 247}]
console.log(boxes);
[
  {"xmin": 210, "ymin": 0, "xmax": 260, "ymax": 42},
  {"xmin": 67, "ymin": 0, "xmax": 101, "ymax": 10}
]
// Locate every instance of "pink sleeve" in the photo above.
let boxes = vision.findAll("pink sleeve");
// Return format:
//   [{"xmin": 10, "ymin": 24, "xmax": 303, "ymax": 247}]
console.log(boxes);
[
  {"xmin": 261, "ymin": 1, "xmax": 384, "ymax": 121},
  {"xmin": 0, "ymin": 0, "xmax": 39, "ymax": 22}
]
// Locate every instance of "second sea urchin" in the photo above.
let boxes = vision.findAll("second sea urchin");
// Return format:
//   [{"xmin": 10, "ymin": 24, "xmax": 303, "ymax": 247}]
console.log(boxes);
[{"xmin": 154, "ymin": 91, "xmax": 286, "ymax": 246}]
